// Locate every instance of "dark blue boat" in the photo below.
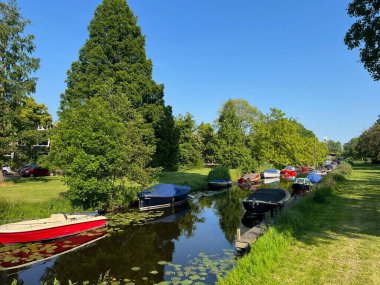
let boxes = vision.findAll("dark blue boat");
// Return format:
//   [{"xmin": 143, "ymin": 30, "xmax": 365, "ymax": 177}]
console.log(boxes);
[
  {"xmin": 137, "ymin": 184, "xmax": 191, "ymax": 211},
  {"xmin": 242, "ymin": 188, "xmax": 291, "ymax": 214},
  {"xmin": 208, "ymin": 179, "xmax": 233, "ymax": 189}
]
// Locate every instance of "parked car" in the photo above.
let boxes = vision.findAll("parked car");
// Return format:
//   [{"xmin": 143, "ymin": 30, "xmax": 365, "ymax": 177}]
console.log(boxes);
[
  {"xmin": 19, "ymin": 164, "xmax": 50, "ymax": 177},
  {"xmin": 2, "ymin": 165, "xmax": 13, "ymax": 175}
]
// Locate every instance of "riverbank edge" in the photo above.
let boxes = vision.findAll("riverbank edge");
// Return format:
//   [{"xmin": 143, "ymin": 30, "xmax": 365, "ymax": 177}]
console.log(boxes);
[{"xmin": 218, "ymin": 163, "xmax": 355, "ymax": 285}]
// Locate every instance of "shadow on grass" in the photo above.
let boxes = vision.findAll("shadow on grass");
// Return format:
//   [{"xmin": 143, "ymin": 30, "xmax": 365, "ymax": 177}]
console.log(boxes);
[
  {"xmin": 273, "ymin": 165, "xmax": 380, "ymax": 247},
  {"xmin": 10, "ymin": 176, "xmax": 52, "ymax": 184}
]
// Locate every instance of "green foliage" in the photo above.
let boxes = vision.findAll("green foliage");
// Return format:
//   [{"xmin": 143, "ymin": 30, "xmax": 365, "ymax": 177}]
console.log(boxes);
[
  {"xmin": 198, "ymin": 122, "xmax": 217, "ymax": 163},
  {"xmin": 60, "ymin": 0, "xmax": 176, "ymax": 170},
  {"xmin": 0, "ymin": 0, "xmax": 40, "ymax": 178},
  {"xmin": 51, "ymin": 96, "xmax": 156, "ymax": 208},
  {"xmin": 356, "ymin": 116, "xmax": 380, "ymax": 163},
  {"xmin": 207, "ymin": 166, "xmax": 231, "ymax": 181},
  {"xmin": 343, "ymin": 137, "xmax": 360, "ymax": 159},
  {"xmin": 215, "ymin": 99, "xmax": 256, "ymax": 169},
  {"xmin": 345, "ymin": 0, "xmax": 380, "ymax": 80},
  {"xmin": 324, "ymin": 139, "xmax": 343, "ymax": 156},
  {"xmin": 175, "ymin": 113, "xmax": 203, "ymax": 170},
  {"xmin": 335, "ymin": 161, "xmax": 353, "ymax": 176},
  {"xmin": 251, "ymin": 108, "xmax": 328, "ymax": 167}
]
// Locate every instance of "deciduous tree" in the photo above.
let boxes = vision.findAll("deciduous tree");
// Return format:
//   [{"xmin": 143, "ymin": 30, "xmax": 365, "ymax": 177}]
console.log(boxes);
[
  {"xmin": 345, "ymin": 0, "xmax": 380, "ymax": 80},
  {"xmin": 0, "ymin": 0, "xmax": 39, "ymax": 180}
]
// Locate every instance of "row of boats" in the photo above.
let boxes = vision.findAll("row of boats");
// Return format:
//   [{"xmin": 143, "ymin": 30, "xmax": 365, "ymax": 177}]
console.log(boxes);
[{"xmin": 0, "ymin": 167, "xmax": 323, "ymax": 246}]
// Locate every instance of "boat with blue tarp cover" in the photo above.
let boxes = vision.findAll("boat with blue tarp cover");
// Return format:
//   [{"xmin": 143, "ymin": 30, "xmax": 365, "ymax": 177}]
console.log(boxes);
[
  {"xmin": 307, "ymin": 172, "xmax": 322, "ymax": 183},
  {"xmin": 137, "ymin": 184, "xmax": 191, "ymax": 211}
]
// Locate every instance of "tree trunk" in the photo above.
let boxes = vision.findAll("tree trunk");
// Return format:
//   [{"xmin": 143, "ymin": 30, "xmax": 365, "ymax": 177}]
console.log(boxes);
[{"xmin": 0, "ymin": 164, "xmax": 4, "ymax": 182}]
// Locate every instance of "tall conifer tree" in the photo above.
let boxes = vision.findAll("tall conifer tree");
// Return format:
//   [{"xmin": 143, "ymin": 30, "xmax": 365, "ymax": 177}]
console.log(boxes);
[{"xmin": 60, "ymin": 0, "xmax": 177, "ymax": 169}]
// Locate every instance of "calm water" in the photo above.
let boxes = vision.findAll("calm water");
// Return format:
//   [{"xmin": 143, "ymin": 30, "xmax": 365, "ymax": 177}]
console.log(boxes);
[{"xmin": 0, "ymin": 182, "xmax": 291, "ymax": 285}]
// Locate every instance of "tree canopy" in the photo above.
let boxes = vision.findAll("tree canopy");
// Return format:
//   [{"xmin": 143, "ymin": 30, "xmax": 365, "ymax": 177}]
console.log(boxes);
[
  {"xmin": 51, "ymin": 95, "xmax": 155, "ymax": 208},
  {"xmin": 345, "ymin": 0, "xmax": 380, "ymax": 80},
  {"xmin": 60, "ymin": 0, "xmax": 176, "ymax": 170},
  {"xmin": 0, "ymin": 0, "xmax": 40, "ymax": 180}
]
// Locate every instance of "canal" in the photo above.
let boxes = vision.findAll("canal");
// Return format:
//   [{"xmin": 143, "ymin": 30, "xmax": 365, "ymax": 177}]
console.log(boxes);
[{"xmin": 0, "ymin": 182, "xmax": 291, "ymax": 285}]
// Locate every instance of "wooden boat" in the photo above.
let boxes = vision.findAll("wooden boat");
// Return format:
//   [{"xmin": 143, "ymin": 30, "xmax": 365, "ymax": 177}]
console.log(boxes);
[
  {"xmin": 238, "ymin": 173, "xmax": 260, "ymax": 185},
  {"xmin": 207, "ymin": 179, "xmax": 233, "ymax": 189},
  {"xmin": 0, "ymin": 229, "xmax": 105, "ymax": 270},
  {"xmin": 137, "ymin": 183, "xmax": 191, "ymax": 211},
  {"xmin": 261, "ymin": 169, "xmax": 280, "ymax": 179},
  {"xmin": 291, "ymin": 178, "xmax": 312, "ymax": 195},
  {"xmin": 0, "ymin": 214, "xmax": 107, "ymax": 245},
  {"xmin": 242, "ymin": 188, "xmax": 291, "ymax": 214}
]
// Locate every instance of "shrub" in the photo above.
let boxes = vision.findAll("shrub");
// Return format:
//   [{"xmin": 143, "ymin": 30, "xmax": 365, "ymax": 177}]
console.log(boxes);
[
  {"xmin": 335, "ymin": 161, "xmax": 352, "ymax": 176},
  {"xmin": 207, "ymin": 166, "xmax": 231, "ymax": 181}
]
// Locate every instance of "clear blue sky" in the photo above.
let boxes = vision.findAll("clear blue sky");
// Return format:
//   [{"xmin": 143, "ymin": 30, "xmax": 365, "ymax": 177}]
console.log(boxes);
[{"xmin": 18, "ymin": 0, "xmax": 379, "ymax": 143}]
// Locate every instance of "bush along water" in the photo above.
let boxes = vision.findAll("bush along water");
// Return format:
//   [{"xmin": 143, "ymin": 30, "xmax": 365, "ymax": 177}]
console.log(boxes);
[{"xmin": 207, "ymin": 166, "xmax": 231, "ymax": 181}]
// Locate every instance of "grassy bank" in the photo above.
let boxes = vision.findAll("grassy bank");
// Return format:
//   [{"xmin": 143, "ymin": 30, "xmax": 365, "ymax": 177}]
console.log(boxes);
[
  {"xmin": 0, "ymin": 168, "xmax": 240, "ymax": 222},
  {"xmin": 219, "ymin": 164, "xmax": 380, "ymax": 285}
]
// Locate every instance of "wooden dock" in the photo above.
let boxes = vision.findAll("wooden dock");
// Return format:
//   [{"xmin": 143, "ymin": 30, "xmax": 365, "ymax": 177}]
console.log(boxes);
[
  {"xmin": 235, "ymin": 224, "xmax": 265, "ymax": 253},
  {"xmin": 235, "ymin": 195, "xmax": 303, "ymax": 253}
]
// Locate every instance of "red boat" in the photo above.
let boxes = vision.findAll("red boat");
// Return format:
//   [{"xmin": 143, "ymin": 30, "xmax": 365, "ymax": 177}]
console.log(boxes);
[
  {"xmin": 0, "ymin": 214, "xmax": 107, "ymax": 245},
  {"xmin": 0, "ymin": 229, "xmax": 105, "ymax": 270},
  {"xmin": 281, "ymin": 168, "xmax": 297, "ymax": 178}
]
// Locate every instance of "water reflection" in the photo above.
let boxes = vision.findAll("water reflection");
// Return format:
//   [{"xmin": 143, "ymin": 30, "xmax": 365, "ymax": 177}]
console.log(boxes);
[{"xmin": 1, "ymin": 187, "xmax": 254, "ymax": 285}]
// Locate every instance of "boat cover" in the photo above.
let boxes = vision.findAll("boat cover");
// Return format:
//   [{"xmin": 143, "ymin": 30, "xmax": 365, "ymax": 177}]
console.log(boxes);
[
  {"xmin": 307, "ymin": 173, "xmax": 322, "ymax": 183},
  {"xmin": 264, "ymin": 169, "xmax": 280, "ymax": 173},
  {"xmin": 138, "ymin": 184, "xmax": 191, "ymax": 198}
]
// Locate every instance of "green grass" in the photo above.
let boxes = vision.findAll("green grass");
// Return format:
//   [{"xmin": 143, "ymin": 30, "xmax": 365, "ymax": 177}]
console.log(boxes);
[
  {"xmin": 158, "ymin": 167, "xmax": 241, "ymax": 191},
  {"xmin": 219, "ymin": 164, "xmax": 380, "ymax": 285},
  {"xmin": 0, "ymin": 177, "xmax": 73, "ymax": 224},
  {"xmin": 0, "ymin": 176, "xmax": 68, "ymax": 203}
]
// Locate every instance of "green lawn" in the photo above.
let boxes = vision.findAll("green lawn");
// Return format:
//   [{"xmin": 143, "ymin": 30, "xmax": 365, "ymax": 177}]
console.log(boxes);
[
  {"xmin": 219, "ymin": 164, "xmax": 380, "ymax": 285},
  {"xmin": 0, "ymin": 176, "xmax": 68, "ymax": 203}
]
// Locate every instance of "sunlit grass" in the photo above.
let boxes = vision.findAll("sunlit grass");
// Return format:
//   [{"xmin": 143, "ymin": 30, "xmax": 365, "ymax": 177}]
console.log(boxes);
[
  {"xmin": 219, "ymin": 164, "xmax": 380, "ymax": 285},
  {"xmin": 0, "ymin": 176, "xmax": 68, "ymax": 203}
]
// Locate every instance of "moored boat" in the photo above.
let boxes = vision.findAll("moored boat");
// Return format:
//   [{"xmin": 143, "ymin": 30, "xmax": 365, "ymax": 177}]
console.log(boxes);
[
  {"xmin": 291, "ymin": 177, "xmax": 312, "ymax": 195},
  {"xmin": 238, "ymin": 173, "xmax": 260, "ymax": 184},
  {"xmin": 261, "ymin": 169, "xmax": 281, "ymax": 179},
  {"xmin": 138, "ymin": 183, "xmax": 191, "ymax": 211},
  {"xmin": 307, "ymin": 172, "xmax": 322, "ymax": 183},
  {"xmin": 242, "ymin": 188, "xmax": 291, "ymax": 214},
  {"xmin": 208, "ymin": 179, "xmax": 233, "ymax": 189},
  {"xmin": 262, "ymin": 177, "xmax": 280, "ymax": 185},
  {"xmin": 0, "ymin": 214, "xmax": 107, "ymax": 245},
  {"xmin": 281, "ymin": 166, "xmax": 297, "ymax": 179},
  {"xmin": 0, "ymin": 228, "xmax": 105, "ymax": 270}
]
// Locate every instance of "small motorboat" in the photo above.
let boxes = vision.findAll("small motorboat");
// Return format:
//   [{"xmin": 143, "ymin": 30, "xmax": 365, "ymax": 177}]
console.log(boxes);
[
  {"xmin": 0, "ymin": 228, "xmax": 105, "ymax": 270},
  {"xmin": 262, "ymin": 177, "xmax": 280, "ymax": 185},
  {"xmin": 238, "ymin": 173, "xmax": 261, "ymax": 185},
  {"xmin": 261, "ymin": 169, "xmax": 281, "ymax": 179},
  {"xmin": 0, "ymin": 213, "xmax": 107, "ymax": 245},
  {"xmin": 291, "ymin": 178, "xmax": 312, "ymax": 195},
  {"xmin": 138, "ymin": 184, "xmax": 191, "ymax": 211},
  {"xmin": 208, "ymin": 179, "xmax": 233, "ymax": 189},
  {"xmin": 281, "ymin": 166, "xmax": 297, "ymax": 179},
  {"xmin": 242, "ymin": 188, "xmax": 291, "ymax": 214}
]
